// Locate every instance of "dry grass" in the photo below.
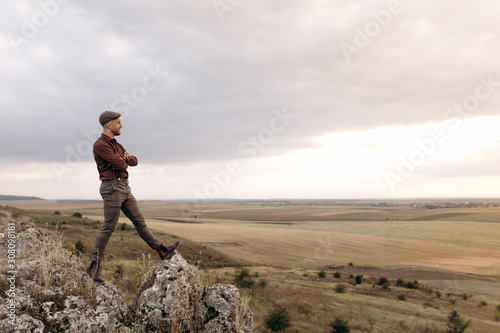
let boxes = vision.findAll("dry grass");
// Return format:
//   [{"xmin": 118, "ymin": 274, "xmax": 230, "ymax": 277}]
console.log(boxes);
[
  {"xmin": 234, "ymin": 289, "xmax": 252, "ymax": 331},
  {"xmin": 203, "ymin": 266, "xmax": 500, "ymax": 332},
  {"xmin": 7, "ymin": 201, "xmax": 500, "ymax": 332}
]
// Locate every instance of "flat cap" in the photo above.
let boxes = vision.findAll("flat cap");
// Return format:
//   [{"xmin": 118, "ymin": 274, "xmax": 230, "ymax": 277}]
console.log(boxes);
[{"xmin": 99, "ymin": 111, "xmax": 121, "ymax": 126}]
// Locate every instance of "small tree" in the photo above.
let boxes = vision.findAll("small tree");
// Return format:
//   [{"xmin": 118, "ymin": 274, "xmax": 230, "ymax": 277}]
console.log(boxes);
[
  {"xmin": 330, "ymin": 316, "xmax": 350, "ymax": 333},
  {"xmin": 258, "ymin": 278, "xmax": 268, "ymax": 288},
  {"xmin": 354, "ymin": 275, "xmax": 363, "ymax": 285},
  {"xmin": 406, "ymin": 281, "xmax": 418, "ymax": 289},
  {"xmin": 377, "ymin": 276, "xmax": 389, "ymax": 286},
  {"xmin": 335, "ymin": 283, "xmax": 347, "ymax": 293},
  {"xmin": 334, "ymin": 272, "xmax": 341, "ymax": 279},
  {"xmin": 265, "ymin": 305, "xmax": 291, "ymax": 332},
  {"xmin": 445, "ymin": 310, "xmax": 471, "ymax": 333},
  {"xmin": 74, "ymin": 240, "xmax": 86, "ymax": 254},
  {"xmin": 234, "ymin": 268, "xmax": 255, "ymax": 288}
]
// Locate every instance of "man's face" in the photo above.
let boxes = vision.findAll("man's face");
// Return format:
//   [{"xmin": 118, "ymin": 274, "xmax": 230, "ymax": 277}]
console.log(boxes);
[{"xmin": 109, "ymin": 118, "xmax": 123, "ymax": 136}]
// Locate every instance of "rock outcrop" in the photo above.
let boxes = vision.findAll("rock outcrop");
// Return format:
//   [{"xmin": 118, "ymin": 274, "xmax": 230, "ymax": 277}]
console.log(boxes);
[
  {"xmin": 133, "ymin": 252, "xmax": 254, "ymax": 332},
  {"xmin": 0, "ymin": 209, "xmax": 255, "ymax": 332},
  {"xmin": 0, "ymin": 212, "xmax": 129, "ymax": 332}
]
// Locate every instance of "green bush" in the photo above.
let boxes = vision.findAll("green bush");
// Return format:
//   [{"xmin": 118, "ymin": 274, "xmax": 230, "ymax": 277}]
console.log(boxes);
[
  {"xmin": 406, "ymin": 281, "xmax": 418, "ymax": 289},
  {"xmin": 74, "ymin": 240, "xmax": 86, "ymax": 254},
  {"xmin": 354, "ymin": 275, "xmax": 363, "ymax": 285},
  {"xmin": 72, "ymin": 212, "xmax": 82, "ymax": 218},
  {"xmin": 335, "ymin": 283, "xmax": 347, "ymax": 293},
  {"xmin": 258, "ymin": 278, "xmax": 268, "ymax": 288},
  {"xmin": 54, "ymin": 211, "xmax": 61, "ymax": 215},
  {"xmin": 377, "ymin": 276, "xmax": 389, "ymax": 286},
  {"xmin": 330, "ymin": 316, "xmax": 350, "ymax": 333},
  {"xmin": 334, "ymin": 272, "xmax": 341, "ymax": 279},
  {"xmin": 445, "ymin": 310, "xmax": 471, "ymax": 333},
  {"xmin": 397, "ymin": 294, "xmax": 406, "ymax": 301},
  {"xmin": 234, "ymin": 268, "xmax": 255, "ymax": 288},
  {"xmin": 396, "ymin": 278, "xmax": 406, "ymax": 287},
  {"xmin": 318, "ymin": 270, "xmax": 326, "ymax": 278},
  {"xmin": 265, "ymin": 305, "xmax": 291, "ymax": 332}
]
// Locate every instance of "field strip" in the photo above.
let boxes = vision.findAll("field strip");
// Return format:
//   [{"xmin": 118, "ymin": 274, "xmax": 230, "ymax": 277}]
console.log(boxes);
[{"xmin": 146, "ymin": 220, "xmax": 500, "ymax": 274}]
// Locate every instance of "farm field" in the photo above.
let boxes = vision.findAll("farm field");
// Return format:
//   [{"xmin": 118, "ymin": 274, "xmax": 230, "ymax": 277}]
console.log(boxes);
[{"xmin": 5, "ymin": 199, "xmax": 500, "ymax": 332}]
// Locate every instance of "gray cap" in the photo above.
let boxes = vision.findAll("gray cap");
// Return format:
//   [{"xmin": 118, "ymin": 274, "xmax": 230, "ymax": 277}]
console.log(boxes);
[{"xmin": 99, "ymin": 111, "xmax": 121, "ymax": 126}]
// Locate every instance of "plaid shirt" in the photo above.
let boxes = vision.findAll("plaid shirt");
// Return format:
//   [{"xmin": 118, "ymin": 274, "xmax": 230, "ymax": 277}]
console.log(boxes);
[{"xmin": 93, "ymin": 134, "xmax": 138, "ymax": 180}]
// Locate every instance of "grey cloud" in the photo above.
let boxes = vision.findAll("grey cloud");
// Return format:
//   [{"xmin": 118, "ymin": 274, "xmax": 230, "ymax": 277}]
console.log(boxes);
[{"xmin": 1, "ymin": 0, "xmax": 500, "ymax": 166}]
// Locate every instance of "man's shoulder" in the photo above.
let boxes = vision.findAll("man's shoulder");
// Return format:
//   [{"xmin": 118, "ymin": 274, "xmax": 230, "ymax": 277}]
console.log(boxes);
[
  {"xmin": 93, "ymin": 136, "xmax": 111, "ymax": 152},
  {"xmin": 94, "ymin": 137, "xmax": 106, "ymax": 147}
]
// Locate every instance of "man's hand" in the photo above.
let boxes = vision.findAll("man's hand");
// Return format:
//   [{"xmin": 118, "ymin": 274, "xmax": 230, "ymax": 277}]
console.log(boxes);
[{"xmin": 124, "ymin": 151, "xmax": 133, "ymax": 158}]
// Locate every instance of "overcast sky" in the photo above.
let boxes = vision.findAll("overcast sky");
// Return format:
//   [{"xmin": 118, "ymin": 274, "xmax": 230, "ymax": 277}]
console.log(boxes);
[{"xmin": 1, "ymin": 0, "xmax": 500, "ymax": 200}]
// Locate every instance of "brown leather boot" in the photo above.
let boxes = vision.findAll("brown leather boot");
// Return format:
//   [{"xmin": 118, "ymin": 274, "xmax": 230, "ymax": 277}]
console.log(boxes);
[
  {"xmin": 86, "ymin": 261, "xmax": 104, "ymax": 283},
  {"xmin": 157, "ymin": 241, "xmax": 179, "ymax": 260}
]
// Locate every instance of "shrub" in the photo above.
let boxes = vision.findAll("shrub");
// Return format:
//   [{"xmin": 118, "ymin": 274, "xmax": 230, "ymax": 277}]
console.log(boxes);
[
  {"xmin": 406, "ymin": 281, "xmax": 418, "ymax": 289},
  {"xmin": 330, "ymin": 316, "xmax": 350, "ymax": 333},
  {"xmin": 354, "ymin": 275, "xmax": 363, "ymax": 285},
  {"xmin": 258, "ymin": 278, "xmax": 268, "ymax": 288},
  {"xmin": 334, "ymin": 272, "xmax": 341, "ymax": 279},
  {"xmin": 114, "ymin": 264, "xmax": 125, "ymax": 283},
  {"xmin": 377, "ymin": 276, "xmax": 389, "ymax": 286},
  {"xmin": 348, "ymin": 262, "xmax": 354, "ymax": 267},
  {"xmin": 239, "ymin": 277, "xmax": 255, "ymax": 288},
  {"xmin": 120, "ymin": 223, "xmax": 127, "ymax": 231},
  {"xmin": 54, "ymin": 211, "xmax": 61, "ymax": 215},
  {"xmin": 435, "ymin": 291, "xmax": 442, "ymax": 298},
  {"xmin": 74, "ymin": 240, "xmax": 86, "ymax": 254},
  {"xmin": 445, "ymin": 310, "xmax": 471, "ymax": 333},
  {"xmin": 234, "ymin": 268, "xmax": 255, "ymax": 288},
  {"xmin": 72, "ymin": 212, "xmax": 82, "ymax": 218},
  {"xmin": 397, "ymin": 294, "xmax": 406, "ymax": 301},
  {"xmin": 335, "ymin": 283, "xmax": 347, "ymax": 293},
  {"xmin": 396, "ymin": 278, "xmax": 406, "ymax": 287},
  {"xmin": 423, "ymin": 301, "xmax": 436, "ymax": 309},
  {"xmin": 318, "ymin": 270, "xmax": 326, "ymax": 278},
  {"xmin": 265, "ymin": 305, "xmax": 291, "ymax": 332}
]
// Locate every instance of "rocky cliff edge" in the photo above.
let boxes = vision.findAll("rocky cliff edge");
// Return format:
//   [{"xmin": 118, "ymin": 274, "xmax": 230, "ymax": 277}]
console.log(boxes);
[{"xmin": 0, "ymin": 210, "xmax": 255, "ymax": 332}]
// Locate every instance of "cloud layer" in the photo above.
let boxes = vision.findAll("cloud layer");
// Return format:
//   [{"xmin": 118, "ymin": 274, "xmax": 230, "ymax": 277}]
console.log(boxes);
[{"xmin": 1, "ymin": 0, "xmax": 500, "ymax": 199}]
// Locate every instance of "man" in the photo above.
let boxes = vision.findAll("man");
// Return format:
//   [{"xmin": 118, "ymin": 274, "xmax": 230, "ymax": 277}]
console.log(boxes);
[{"xmin": 86, "ymin": 111, "xmax": 179, "ymax": 283}]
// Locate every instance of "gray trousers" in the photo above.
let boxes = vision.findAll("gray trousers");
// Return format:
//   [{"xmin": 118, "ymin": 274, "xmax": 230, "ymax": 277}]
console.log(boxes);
[{"xmin": 91, "ymin": 179, "xmax": 162, "ymax": 264}]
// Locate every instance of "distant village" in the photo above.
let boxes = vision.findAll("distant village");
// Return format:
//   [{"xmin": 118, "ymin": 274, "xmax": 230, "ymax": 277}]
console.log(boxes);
[{"xmin": 229, "ymin": 199, "xmax": 500, "ymax": 209}]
